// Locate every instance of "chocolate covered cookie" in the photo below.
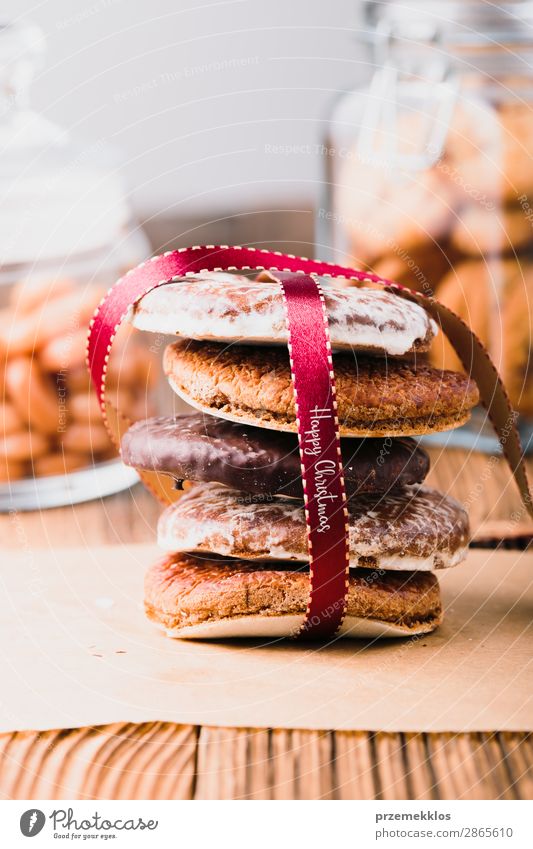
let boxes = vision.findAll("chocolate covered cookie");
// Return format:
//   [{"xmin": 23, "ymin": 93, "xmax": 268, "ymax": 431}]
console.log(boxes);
[
  {"xmin": 130, "ymin": 271, "xmax": 438, "ymax": 355},
  {"xmin": 145, "ymin": 553, "xmax": 443, "ymax": 639},
  {"xmin": 121, "ymin": 414, "xmax": 430, "ymax": 498},
  {"xmin": 163, "ymin": 340, "xmax": 479, "ymax": 437},
  {"xmin": 158, "ymin": 481, "xmax": 469, "ymax": 571}
]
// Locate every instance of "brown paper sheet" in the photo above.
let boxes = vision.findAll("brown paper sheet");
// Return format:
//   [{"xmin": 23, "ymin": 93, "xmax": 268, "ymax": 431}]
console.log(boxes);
[{"xmin": 1, "ymin": 544, "xmax": 532, "ymax": 733}]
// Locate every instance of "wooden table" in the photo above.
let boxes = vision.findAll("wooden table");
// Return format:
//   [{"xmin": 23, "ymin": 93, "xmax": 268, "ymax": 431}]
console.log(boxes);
[{"xmin": 1, "ymin": 446, "xmax": 532, "ymax": 800}]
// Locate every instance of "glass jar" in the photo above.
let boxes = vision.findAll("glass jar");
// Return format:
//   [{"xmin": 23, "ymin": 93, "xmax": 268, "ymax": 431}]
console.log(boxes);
[
  {"xmin": 0, "ymin": 22, "xmax": 154, "ymax": 510},
  {"xmin": 319, "ymin": 0, "xmax": 533, "ymax": 452}
]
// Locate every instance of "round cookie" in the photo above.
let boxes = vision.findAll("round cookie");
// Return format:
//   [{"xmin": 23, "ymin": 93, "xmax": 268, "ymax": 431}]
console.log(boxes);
[
  {"xmin": 439, "ymin": 100, "xmax": 502, "ymax": 203},
  {"xmin": 451, "ymin": 205, "xmax": 531, "ymax": 256},
  {"xmin": 163, "ymin": 340, "xmax": 480, "ymax": 437},
  {"xmin": 371, "ymin": 240, "xmax": 458, "ymax": 295},
  {"xmin": 441, "ymin": 100, "xmax": 533, "ymax": 203},
  {"xmin": 121, "ymin": 414, "xmax": 430, "ymax": 498},
  {"xmin": 158, "ymin": 481, "xmax": 470, "ymax": 572},
  {"xmin": 4, "ymin": 357, "xmax": 61, "ymax": 435},
  {"xmin": 431, "ymin": 260, "xmax": 493, "ymax": 374},
  {"xmin": 336, "ymin": 156, "xmax": 453, "ymax": 265},
  {"xmin": 499, "ymin": 102, "xmax": 533, "ymax": 201},
  {"xmin": 431, "ymin": 258, "xmax": 533, "ymax": 411},
  {"xmin": 501, "ymin": 265, "xmax": 533, "ymax": 415},
  {"xmin": 145, "ymin": 553, "xmax": 443, "ymax": 640},
  {"xmin": 130, "ymin": 272, "xmax": 438, "ymax": 356}
]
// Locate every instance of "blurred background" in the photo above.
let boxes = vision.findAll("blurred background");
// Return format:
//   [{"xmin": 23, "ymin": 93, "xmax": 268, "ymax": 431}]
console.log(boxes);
[
  {"xmin": 2, "ymin": 0, "xmax": 361, "ymax": 247},
  {"xmin": 2, "ymin": 0, "xmax": 533, "ymax": 509}
]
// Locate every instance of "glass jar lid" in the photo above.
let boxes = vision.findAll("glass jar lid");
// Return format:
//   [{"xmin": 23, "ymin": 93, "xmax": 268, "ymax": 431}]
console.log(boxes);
[
  {"xmin": 363, "ymin": 1, "xmax": 533, "ymax": 46},
  {"xmin": 0, "ymin": 20, "xmax": 130, "ymax": 268}
]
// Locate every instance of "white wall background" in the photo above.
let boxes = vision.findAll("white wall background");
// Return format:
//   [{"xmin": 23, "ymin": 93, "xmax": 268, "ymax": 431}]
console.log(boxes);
[{"xmin": 5, "ymin": 0, "xmax": 366, "ymax": 218}]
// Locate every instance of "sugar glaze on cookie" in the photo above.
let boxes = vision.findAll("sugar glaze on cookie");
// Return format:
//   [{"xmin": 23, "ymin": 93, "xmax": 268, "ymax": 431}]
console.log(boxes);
[
  {"xmin": 157, "ymin": 481, "xmax": 470, "ymax": 571},
  {"xmin": 131, "ymin": 272, "xmax": 438, "ymax": 356}
]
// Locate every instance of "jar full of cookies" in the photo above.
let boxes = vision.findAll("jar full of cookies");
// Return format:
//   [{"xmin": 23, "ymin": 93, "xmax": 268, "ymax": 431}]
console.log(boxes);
[
  {"xmin": 0, "ymin": 21, "xmax": 154, "ymax": 510},
  {"xmin": 320, "ymin": 0, "xmax": 533, "ymax": 451}
]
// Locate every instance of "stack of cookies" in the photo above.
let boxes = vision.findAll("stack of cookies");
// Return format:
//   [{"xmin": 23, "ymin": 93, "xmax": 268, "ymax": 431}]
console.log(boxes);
[{"xmin": 122, "ymin": 272, "xmax": 479, "ymax": 640}]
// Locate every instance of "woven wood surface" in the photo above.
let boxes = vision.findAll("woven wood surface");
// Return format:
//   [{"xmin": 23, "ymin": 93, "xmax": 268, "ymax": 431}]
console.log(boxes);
[{"xmin": 0, "ymin": 446, "xmax": 532, "ymax": 800}]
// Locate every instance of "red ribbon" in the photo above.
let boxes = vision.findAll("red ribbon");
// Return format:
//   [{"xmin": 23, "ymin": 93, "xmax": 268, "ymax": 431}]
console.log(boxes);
[
  {"xmin": 87, "ymin": 246, "xmax": 386, "ymax": 412},
  {"xmin": 87, "ymin": 245, "xmax": 533, "ymax": 640},
  {"xmin": 274, "ymin": 272, "xmax": 349, "ymax": 637}
]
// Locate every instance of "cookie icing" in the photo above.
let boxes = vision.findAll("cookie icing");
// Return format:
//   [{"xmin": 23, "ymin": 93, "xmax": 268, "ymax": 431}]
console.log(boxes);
[
  {"xmin": 131, "ymin": 272, "xmax": 438, "ymax": 355},
  {"xmin": 157, "ymin": 481, "xmax": 470, "ymax": 571}
]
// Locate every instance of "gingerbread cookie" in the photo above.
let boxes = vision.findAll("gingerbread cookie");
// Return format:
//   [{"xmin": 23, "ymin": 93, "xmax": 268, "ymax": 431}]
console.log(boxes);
[
  {"xmin": 158, "ymin": 481, "xmax": 470, "ymax": 572},
  {"xmin": 131, "ymin": 272, "xmax": 438, "ymax": 356},
  {"xmin": 163, "ymin": 340, "xmax": 479, "ymax": 437},
  {"xmin": 145, "ymin": 553, "xmax": 443, "ymax": 639}
]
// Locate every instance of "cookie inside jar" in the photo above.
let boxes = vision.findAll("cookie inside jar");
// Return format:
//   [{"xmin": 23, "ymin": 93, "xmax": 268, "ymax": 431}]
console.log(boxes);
[
  {"xmin": 0, "ymin": 21, "xmax": 158, "ymax": 509},
  {"xmin": 0, "ymin": 265, "xmax": 158, "ymax": 508},
  {"xmin": 319, "ymin": 0, "xmax": 533, "ymax": 450}
]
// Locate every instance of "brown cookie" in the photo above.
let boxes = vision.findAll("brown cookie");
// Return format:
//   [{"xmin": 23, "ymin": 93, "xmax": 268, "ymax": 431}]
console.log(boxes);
[
  {"xmin": 131, "ymin": 272, "xmax": 438, "ymax": 356},
  {"xmin": 371, "ymin": 240, "xmax": 459, "ymax": 295},
  {"xmin": 431, "ymin": 258, "xmax": 533, "ymax": 414},
  {"xmin": 163, "ymin": 340, "xmax": 479, "ymax": 437},
  {"xmin": 336, "ymin": 156, "xmax": 453, "ymax": 264},
  {"xmin": 499, "ymin": 102, "xmax": 533, "ymax": 201},
  {"xmin": 501, "ymin": 266, "xmax": 533, "ymax": 415},
  {"xmin": 145, "ymin": 553, "xmax": 443, "ymax": 639},
  {"xmin": 451, "ymin": 205, "xmax": 531, "ymax": 256},
  {"xmin": 431, "ymin": 261, "xmax": 494, "ymax": 374},
  {"xmin": 157, "ymin": 481, "xmax": 469, "ymax": 571},
  {"xmin": 441, "ymin": 100, "xmax": 533, "ymax": 203},
  {"xmin": 121, "ymin": 414, "xmax": 430, "ymax": 498}
]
